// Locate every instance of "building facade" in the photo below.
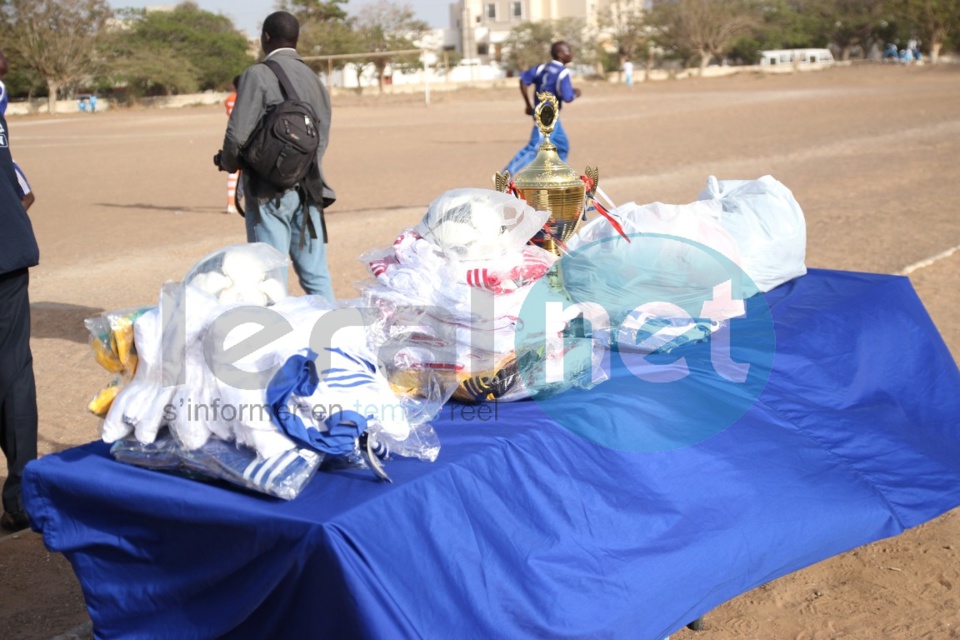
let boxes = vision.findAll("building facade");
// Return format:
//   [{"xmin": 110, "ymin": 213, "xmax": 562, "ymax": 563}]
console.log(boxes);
[{"xmin": 448, "ymin": 1, "xmax": 602, "ymax": 64}]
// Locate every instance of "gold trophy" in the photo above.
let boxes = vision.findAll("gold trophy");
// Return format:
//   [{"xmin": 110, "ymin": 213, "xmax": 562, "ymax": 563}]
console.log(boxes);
[
  {"xmin": 453, "ymin": 95, "xmax": 599, "ymax": 403},
  {"xmin": 495, "ymin": 92, "xmax": 598, "ymax": 256}
]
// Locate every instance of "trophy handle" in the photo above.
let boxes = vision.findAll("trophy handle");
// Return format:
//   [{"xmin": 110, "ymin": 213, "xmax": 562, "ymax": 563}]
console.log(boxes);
[
  {"xmin": 584, "ymin": 166, "xmax": 599, "ymax": 197},
  {"xmin": 494, "ymin": 171, "xmax": 512, "ymax": 194}
]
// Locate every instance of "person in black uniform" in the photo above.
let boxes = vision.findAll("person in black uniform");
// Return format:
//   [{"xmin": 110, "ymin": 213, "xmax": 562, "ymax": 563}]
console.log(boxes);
[{"xmin": 0, "ymin": 108, "xmax": 39, "ymax": 532}]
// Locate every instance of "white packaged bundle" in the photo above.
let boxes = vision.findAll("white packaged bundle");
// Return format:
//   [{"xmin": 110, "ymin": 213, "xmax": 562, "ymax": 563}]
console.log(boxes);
[
  {"xmin": 565, "ymin": 198, "xmax": 749, "ymax": 349},
  {"xmin": 698, "ymin": 175, "xmax": 807, "ymax": 292},
  {"xmin": 184, "ymin": 242, "xmax": 290, "ymax": 305}
]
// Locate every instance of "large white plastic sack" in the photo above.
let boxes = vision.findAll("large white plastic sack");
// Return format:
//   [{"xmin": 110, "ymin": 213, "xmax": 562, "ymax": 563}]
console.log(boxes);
[
  {"xmin": 566, "ymin": 198, "xmax": 748, "ymax": 327},
  {"xmin": 698, "ymin": 175, "xmax": 807, "ymax": 292}
]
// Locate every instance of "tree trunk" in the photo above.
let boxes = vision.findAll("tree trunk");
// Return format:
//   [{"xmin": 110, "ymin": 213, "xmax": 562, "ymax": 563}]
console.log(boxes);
[
  {"xmin": 698, "ymin": 50, "xmax": 710, "ymax": 76},
  {"xmin": 931, "ymin": 41, "xmax": 942, "ymax": 65},
  {"xmin": 354, "ymin": 67, "xmax": 364, "ymax": 95},
  {"xmin": 46, "ymin": 80, "xmax": 60, "ymax": 116}
]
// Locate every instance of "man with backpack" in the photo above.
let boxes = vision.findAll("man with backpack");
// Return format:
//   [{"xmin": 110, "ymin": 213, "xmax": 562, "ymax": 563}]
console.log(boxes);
[
  {"xmin": 215, "ymin": 11, "xmax": 336, "ymax": 301},
  {"xmin": 502, "ymin": 41, "xmax": 582, "ymax": 177}
]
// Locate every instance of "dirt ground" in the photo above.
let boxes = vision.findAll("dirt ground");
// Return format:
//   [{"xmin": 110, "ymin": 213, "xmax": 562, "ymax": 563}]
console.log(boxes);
[{"xmin": 1, "ymin": 63, "xmax": 959, "ymax": 639}]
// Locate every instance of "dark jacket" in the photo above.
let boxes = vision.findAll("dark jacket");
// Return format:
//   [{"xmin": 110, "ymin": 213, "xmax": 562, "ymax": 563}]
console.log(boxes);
[
  {"xmin": 220, "ymin": 48, "xmax": 335, "ymax": 208},
  {"xmin": 0, "ymin": 113, "xmax": 38, "ymax": 276}
]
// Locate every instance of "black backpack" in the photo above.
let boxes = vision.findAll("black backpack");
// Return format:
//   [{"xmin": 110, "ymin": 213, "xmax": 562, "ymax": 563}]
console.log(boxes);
[{"xmin": 241, "ymin": 59, "xmax": 321, "ymax": 191}]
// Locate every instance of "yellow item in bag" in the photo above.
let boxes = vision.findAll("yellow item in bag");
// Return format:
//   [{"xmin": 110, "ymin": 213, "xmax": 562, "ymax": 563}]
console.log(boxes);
[
  {"xmin": 88, "ymin": 385, "xmax": 120, "ymax": 418},
  {"xmin": 111, "ymin": 317, "xmax": 135, "ymax": 367},
  {"xmin": 93, "ymin": 338, "xmax": 124, "ymax": 373}
]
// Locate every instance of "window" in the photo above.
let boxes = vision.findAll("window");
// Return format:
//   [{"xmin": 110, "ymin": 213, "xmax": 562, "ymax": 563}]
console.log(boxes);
[
  {"xmin": 512, "ymin": 2, "xmax": 522, "ymax": 18},
  {"xmin": 486, "ymin": 3, "xmax": 497, "ymax": 20},
  {"xmin": 478, "ymin": 43, "xmax": 489, "ymax": 56}
]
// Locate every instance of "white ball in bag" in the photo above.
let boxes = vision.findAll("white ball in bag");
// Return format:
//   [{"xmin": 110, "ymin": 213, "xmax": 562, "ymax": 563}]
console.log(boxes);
[
  {"xmin": 222, "ymin": 250, "xmax": 266, "ymax": 285},
  {"xmin": 218, "ymin": 285, "xmax": 267, "ymax": 306},
  {"xmin": 435, "ymin": 221, "xmax": 475, "ymax": 253},
  {"xmin": 189, "ymin": 272, "xmax": 231, "ymax": 297},
  {"xmin": 259, "ymin": 278, "xmax": 288, "ymax": 304}
]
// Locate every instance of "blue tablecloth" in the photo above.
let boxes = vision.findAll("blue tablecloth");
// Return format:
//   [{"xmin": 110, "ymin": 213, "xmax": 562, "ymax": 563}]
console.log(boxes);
[{"xmin": 23, "ymin": 269, "xmax": 960, "ymax": 639}]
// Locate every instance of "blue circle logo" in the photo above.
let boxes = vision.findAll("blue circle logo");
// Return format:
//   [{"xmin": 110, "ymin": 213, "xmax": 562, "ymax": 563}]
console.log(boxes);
[{"xmin": 515, "ymin": 233, "xmax": 776, "ymax": 452}]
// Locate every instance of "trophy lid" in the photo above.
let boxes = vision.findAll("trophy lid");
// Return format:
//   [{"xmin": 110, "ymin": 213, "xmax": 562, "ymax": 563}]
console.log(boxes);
[{"xmin": 512, "ymin": 93, "xmax": 582, "ymax": 190}]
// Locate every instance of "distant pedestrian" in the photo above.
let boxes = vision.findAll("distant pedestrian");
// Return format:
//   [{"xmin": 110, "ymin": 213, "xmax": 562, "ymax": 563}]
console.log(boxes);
[
  {"xmin": 89, "ymin": 94, "xmax": 97, "ymax": 113},
  {"xmin": 623, "ymin": 59, "xmax": 634, "ymax": 86},
  {"xmin": 502, "ymin": 41, "xmax": 582, "ymax": 176}
]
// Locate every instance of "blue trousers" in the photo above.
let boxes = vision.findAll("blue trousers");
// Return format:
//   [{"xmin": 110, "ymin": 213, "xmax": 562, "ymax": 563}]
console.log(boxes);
[
  {"xmin": 244, "ymin": 189, "xmax": 335, "ymax": 301},
  {"xmin": 503, "ymin": 118, "xmax": 570, "ymax": 176},
  {"xmin": 0, "ymin": 268, "xmax": 37, "ymax": 516}
]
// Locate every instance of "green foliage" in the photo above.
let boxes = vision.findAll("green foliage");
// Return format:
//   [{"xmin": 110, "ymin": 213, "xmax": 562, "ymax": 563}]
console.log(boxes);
[
  {"xmin": 105, "ymin": 2, "xmax": 252, "ymax": 94},
  {"xmin": 280, "ymin": 0, "xmax": 357, "ymax": 67},
  {"xmin": 648, "ymin": 0, "xmax": 758, "ymax": 69},
  {"xmin": 0, "ymin": 0, "xmax": 112, "ymax": 108},
  {"xmin": 503, "ymin": 19, "xmax": 588, "ymax": 72},
  {"xmin": 278, "ymin": 0, "xmax": 349, "ymax": 23},
  {"xmin": 504, "ymin": 22, "xmax": 555, "ymax": 71},
  {"xmin": 893, "ymin": 0, "xmax": 960, "ymax": 60},
  {"xmin": 0, "ymin": 50, "xmax": 46, "ymax": 99},
  {"xmin": 598, "ymin": 0, "xmax": 648, "ymax": 62},
  {"xmin": 354, "ymin": 1, "xmax": 429, "ymax": 88}
]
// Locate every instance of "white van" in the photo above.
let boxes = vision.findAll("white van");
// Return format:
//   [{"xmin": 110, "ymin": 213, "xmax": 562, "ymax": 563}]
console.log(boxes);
[{"xmin": 759, "ymin": 48, "xmax": 835, "ymax": 66}]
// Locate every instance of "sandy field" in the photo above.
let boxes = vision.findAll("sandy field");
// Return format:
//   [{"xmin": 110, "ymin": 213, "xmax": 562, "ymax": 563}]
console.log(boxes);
[{"xmin": 1, "ymin": 63, "xmax": 958, "ymax": 639}]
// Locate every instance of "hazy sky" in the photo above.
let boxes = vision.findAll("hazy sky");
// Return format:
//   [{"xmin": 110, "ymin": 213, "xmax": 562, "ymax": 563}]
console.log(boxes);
[{"xmin": 107, "ymin": 1, "xmax": 449, "ymax": 37}]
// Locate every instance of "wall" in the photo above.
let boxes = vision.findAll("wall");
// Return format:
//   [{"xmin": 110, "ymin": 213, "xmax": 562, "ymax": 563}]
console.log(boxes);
[{"xmin": 5, "ymin": 91, "xmax": 229, "ymax": 116}]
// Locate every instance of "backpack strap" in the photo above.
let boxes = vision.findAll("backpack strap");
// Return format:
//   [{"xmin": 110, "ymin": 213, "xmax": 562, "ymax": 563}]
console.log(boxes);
[{"xmin": 262, "ymin": 59, "xmax": 302, "ymax": 101}]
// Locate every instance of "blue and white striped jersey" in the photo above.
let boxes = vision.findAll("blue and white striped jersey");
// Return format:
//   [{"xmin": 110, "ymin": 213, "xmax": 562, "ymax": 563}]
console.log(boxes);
[{"xmin": 520, "ymin": 60, "xmax": 576, "ymax": 108}]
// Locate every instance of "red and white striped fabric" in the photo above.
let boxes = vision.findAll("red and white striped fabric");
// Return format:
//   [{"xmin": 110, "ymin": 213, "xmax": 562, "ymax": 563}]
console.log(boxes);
[{"xmin": 227, "ymin": 171, "xmax": 239, "ymax": 212}]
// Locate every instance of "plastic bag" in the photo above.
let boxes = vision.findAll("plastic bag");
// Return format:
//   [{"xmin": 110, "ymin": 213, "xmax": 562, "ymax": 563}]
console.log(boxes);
[
  {"xmin": 183, "ymin": 242, "xmax": 290, "ymax": 305},
  {"xmin": 563, "ymin": 199, "xmax": 751, "ymax": 350},
  {"xmin": 110, "ymin": 428, "xmax": 322, "ymax": 500},
  {"xmin": 85, "ymin": 307, "xmax": 152, "ymax": 417},
  {"xmin": 698, "ymin": 175, "xmax": 807, "ymax": 292},
  {"xmin": 354, "ymin": 298, "xmax": 460, "ymax": 460},
  {"xmin": 415, "ymin": 188, "xmax": 549, "ymax": 262}
]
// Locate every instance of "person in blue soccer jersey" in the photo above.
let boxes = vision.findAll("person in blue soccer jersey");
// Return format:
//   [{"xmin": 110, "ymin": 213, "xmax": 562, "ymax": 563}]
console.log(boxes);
[{"xmin": 502, "ymin": 41, "xmax": 582, "ymax": 176}]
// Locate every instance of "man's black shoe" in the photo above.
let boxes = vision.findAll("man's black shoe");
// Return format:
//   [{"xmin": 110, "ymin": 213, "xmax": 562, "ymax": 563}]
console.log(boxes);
[{"xmin": 1, "ymin": 510, "xmax": 30, "ymax": 533}]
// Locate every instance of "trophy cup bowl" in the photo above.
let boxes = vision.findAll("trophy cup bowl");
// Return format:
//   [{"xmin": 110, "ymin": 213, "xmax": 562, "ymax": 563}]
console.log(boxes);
[{"xmin": 495, "ymin": 93, "xmax": 596, "ymax": 257}]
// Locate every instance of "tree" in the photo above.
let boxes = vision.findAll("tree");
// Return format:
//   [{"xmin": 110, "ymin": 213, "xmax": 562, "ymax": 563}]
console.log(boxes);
[
  {"xmin": 278, "ymin": 0, "xmax": 349, "ymax": 23},
  {"xmin": 504, "ymin": 21, "xmax": 557, "ymax": 72},
  {"xmin": 0, "ymin": 0, "xmax": 112, "ymax": 114},
  {"xmin": 799, "ymin": 0, "xmax": 891, "ymax": 60},
  {"xmin": 105, "ymin": 2, "xmax": 252, "ymax": 96},
  {"xmin": 354, "ymin": 1, "xmax": 428, "ymax": 94},
  {"xmin": 599, "ymin": 0, "xmax": 649, "ymax": 78},
  {"xmin": 281, "ymin": 0, "xmax": 358, "ymax": 79},
  {"xmin": 502, "ymin": 18, "xmax": 589, "ymax": 74},
  {"xmin": 649, "ymin": 0, "xmax": 757, "ymax": 74},
  {"xmin": 897, "ymin": 0, "xmax": 960, "ymax": 63},
  {"xmin": 0, "ymin": 48, "xmax": 46, "ymax": 100}
]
